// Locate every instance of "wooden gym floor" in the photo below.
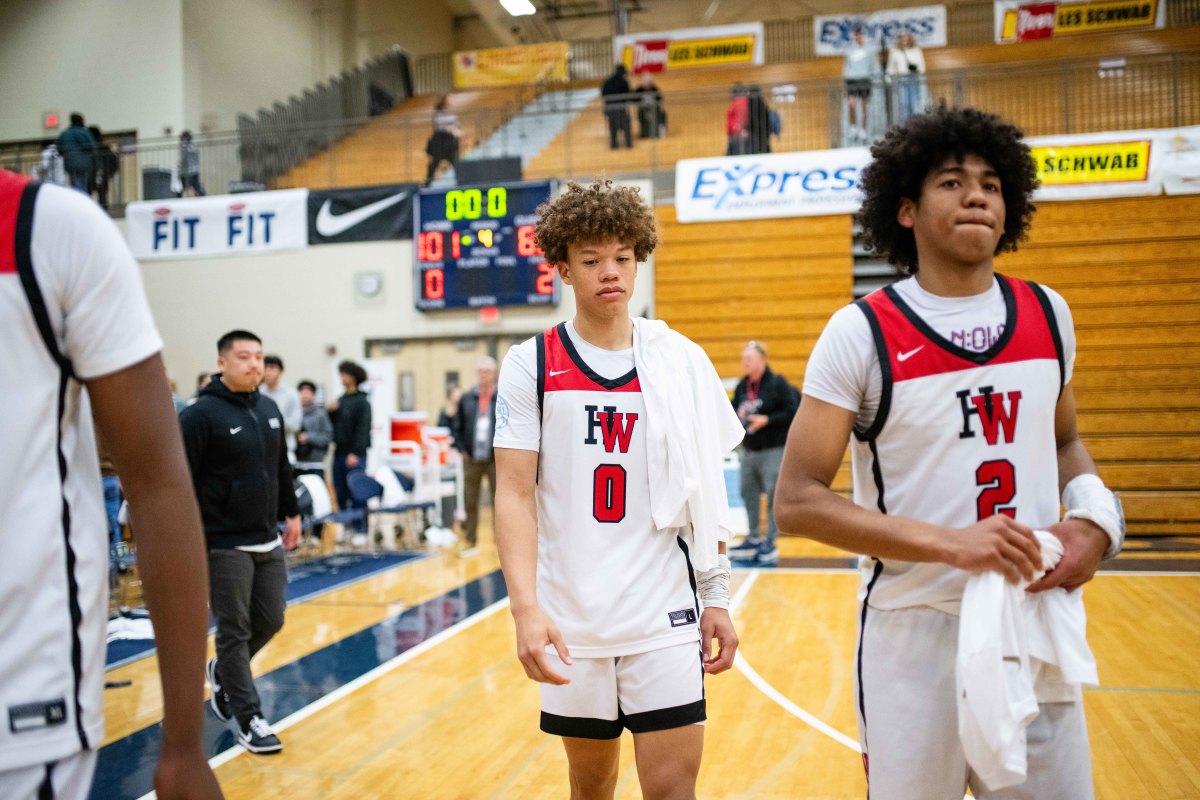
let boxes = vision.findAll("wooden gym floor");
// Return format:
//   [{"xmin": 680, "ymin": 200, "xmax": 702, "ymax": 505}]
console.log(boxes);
[{"xmin": 99, "ymin": 513, "xmax": 1200, "ymax": 799}]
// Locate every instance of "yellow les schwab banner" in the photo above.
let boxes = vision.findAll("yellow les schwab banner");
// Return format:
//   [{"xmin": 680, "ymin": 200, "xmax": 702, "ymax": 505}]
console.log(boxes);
[
  {"xmin": 622, "ymin": 35, "xmax": 758, "ymax": 71},
  {"xmin": 1033, "ymin": 140, "xmax": 1151, "ymax": 185},
  {"xmin": 1055, "ymin": 0, "xmax": 1162, "ymax": 35},
  {"xmin": 453, "ymin": 42, "xmax": 568, "ymax": 88}
]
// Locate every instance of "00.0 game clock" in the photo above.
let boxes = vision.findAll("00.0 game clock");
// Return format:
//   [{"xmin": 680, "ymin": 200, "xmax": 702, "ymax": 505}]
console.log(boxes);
[{"xmin": 414, "ymin": 179, "xmax": 558, "ymax": 310}]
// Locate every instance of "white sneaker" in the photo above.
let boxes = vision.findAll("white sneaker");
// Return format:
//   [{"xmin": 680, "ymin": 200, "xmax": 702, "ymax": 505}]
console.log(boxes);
[{"xmin": 238, "ymin": 715, "xmax": 283, "ymax": 754}]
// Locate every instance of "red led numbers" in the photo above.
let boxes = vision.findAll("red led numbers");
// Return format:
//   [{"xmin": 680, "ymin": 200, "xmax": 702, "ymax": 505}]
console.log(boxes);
[
  {"xmin": 535, "ymin": 262, "xmax": 554, "ymax": 295},
  {"xmin": 517, "ymin": 225, "xmax": 541, "ymax": 257},
  {"xmin": 424, "ymin": 268, "xmax": 445, "ymax": 300},
  {"xmin": 418, "ymin": 231, "xmax": 444, "ymax": 262}
]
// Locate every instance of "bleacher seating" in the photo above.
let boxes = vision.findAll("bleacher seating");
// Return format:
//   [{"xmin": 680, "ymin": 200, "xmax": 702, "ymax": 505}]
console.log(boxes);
[
  {"xmin": 997, "ymin": 193, "xmax": 1200, "ymax": 535},
  {"xmin": 274, "ymin": 87, "xmax": 532, "ymax": 189}
]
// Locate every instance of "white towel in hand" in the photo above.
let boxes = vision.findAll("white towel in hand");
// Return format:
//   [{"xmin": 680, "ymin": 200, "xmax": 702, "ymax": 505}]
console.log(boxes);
[{"xmin": 632, "ymin": 318, "xmax": 744, "ymax": 572}]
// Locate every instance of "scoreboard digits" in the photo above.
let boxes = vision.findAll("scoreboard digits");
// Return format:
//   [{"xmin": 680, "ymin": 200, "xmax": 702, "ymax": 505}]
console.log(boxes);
[{"xmin": 414, "ymin": 180, "xmax": 558, "ymax": 310}]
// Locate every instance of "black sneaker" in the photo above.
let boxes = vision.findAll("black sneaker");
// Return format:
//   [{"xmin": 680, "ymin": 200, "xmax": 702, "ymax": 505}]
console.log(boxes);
[
  {"xmin": 238, "ymin": 715, "xmax": 283, "ymax": 754},
  {"xmin": 205, "ymin": 658, "xmax": 231, "ymax": 721}
]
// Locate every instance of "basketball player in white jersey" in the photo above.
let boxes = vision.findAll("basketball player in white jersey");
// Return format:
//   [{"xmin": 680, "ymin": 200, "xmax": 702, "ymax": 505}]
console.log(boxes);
[
  {"xmin": 0, "ymin": 170, "xmax": 220, "ymax": 798},
  {"xmin": 494, "ymin": 180, "xmax": 742, "ymax": 800},
  {"xmin": 775, "ymin": 107, "xmax": 1124, "ymax": 799}
]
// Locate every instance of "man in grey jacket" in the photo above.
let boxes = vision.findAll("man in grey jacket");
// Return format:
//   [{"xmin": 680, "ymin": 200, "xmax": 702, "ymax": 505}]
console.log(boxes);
[{"xmin": 295, "ymin": 380, "xmax": 333, "ymax": 476}]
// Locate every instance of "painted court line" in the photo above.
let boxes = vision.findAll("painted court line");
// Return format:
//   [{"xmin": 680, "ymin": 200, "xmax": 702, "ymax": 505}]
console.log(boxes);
[
  {"xmin": 135, "ymin": 596, "xmax": 511, "ymax": 800},
  {"xmin": 730, "ymin": 571, "xmax": 862, "ymax": 753}
]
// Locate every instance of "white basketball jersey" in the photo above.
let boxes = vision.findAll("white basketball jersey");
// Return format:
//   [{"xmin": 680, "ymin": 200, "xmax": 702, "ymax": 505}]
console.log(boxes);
[
  {"xmin": 533, "ymin": 323, "xmax": 701, "ymax": 658},
  {"xmin": 851, "ymin": 276, "xmax": 1065, "ymax": 613}
]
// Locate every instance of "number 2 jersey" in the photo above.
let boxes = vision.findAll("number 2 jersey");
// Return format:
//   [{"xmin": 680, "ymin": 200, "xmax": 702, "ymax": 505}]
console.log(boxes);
[
  {"xmin": 495, "ymin": 321, "xmax": 701, "ymax": 657},
  {"xmin": 804, "ymin": 275, "xmax": 1076, "ymax": 614}
]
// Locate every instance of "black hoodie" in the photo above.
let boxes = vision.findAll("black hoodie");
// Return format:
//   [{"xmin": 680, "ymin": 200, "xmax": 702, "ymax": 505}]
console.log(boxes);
[{"xmin": 179, "ymin": 375, "xmax": 300, "ymax": 549}]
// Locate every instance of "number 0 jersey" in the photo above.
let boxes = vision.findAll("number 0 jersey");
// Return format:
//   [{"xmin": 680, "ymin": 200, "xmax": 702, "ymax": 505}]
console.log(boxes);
[
  {"xmin": 494, "ymin": 323, "xmax": 701, "ymax": 658},
  {"xmin": 852, "ymin": 275, "xmax": 1065, "ymax": 613}
]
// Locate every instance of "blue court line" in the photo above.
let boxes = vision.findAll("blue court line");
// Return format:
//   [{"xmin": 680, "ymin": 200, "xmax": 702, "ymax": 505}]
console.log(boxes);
[
  {"xmin": 105, "ymin": 551, "xmax": 427, "ymax": 670},
  {"xmin": 89, "ymin": 569, "xmax": 508, "ymax": 800}
]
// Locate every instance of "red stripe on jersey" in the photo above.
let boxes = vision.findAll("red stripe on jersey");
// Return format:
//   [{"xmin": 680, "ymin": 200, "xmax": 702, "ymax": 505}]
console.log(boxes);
[
  {"xmin": 863, "ymin": 276, "xmax": 1058, "ymax": 382},
  {"xmin": 0, "ymin": 170, "xmax": 31, "ymax": 275},
  {"xmin": 543, "ymin": 324, "xmax": 641, "ymax": 393}
]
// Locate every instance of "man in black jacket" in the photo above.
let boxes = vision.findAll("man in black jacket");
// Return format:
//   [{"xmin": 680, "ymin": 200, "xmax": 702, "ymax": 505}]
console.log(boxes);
[
  {"xmin": 180, "ymin": 330, "xmax": 300, "ymax": 755},
  {"xmin": 600, "ymin": 64, "xmax": 633, "ymax": 150},
  {"xmin": 729, "ymin": 341, "xmax": 798, "ymax": 564},
  {"xmin": 451, "ymin": 356, "xmax": 497, "ymax": 557},
  {"xmin": 329, "ymin": 360, "xmax": 372, "ymax": 537}
]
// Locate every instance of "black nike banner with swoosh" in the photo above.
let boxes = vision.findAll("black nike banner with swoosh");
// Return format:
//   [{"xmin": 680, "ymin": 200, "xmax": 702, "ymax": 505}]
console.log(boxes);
[{"xmin": 307, "ymin": 183, "xmax": 421, "ymax": 245}]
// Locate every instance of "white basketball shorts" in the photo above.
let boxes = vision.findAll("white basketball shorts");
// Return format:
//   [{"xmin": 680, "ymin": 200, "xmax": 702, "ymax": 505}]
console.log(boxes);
[
  {"xmin": 855, "ymin": 603, "xmax": 1094, "ymax": 800},
  {"xmin": 540, "ymin": 640, "xmax": 706, "ymax": 739},
  {"xmin": 0, "ymin": 749, "xmax": 97, "ymax": 800}
]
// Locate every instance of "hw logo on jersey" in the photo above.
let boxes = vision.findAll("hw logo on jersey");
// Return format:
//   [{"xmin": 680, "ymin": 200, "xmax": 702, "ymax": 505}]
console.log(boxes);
[
  {"xmin": 584, "ymin": 405, "xmax": 638, "ymax": 454},
  {"xmin": 957, "ymin": 386, "xmax": 1022, "ymax": 445}
]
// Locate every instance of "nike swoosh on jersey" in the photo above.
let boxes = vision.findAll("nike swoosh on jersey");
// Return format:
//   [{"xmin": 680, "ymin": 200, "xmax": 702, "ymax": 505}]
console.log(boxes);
[
  {"xmin": 897, "ymin": 346, "xmax": 925, "ymax": 362},
  {"xmin": 549, "ymin": 368, "xmax": 571, "ymax": 377},
  {"xmin": 314, "ymin": 191, "xmax": 409, "ymax": 237},
  {"xmin": 230, "ymin": 426, "xmax": 243, "ymax": 434}
]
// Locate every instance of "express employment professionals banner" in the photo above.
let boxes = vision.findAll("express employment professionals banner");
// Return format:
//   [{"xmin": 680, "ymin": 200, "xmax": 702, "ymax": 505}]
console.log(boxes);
[
  {"xmin": 452, "ymin": 42, "xmax": 568, "ymax": 88},
  {"xmin": 994, "ymin": 0, "xmax": 1165, "ymax": 42},
  {"xmin": 674, "ymin": 147, "xmax": 870, "ymax": 223},
  {"xmin": 615, "ymin": 22, "xmax": 764, "ymax": 74},
  {"xmin": 814, "ymin": 5, "xmax": 947, "ymax": 56},
  {"xmin": 307, "ymin": 183, "xmax": 419, "ymax": 245},
  {"xmin": 125, "ymin": 189, "xmax": 308, "ymax": 260}
]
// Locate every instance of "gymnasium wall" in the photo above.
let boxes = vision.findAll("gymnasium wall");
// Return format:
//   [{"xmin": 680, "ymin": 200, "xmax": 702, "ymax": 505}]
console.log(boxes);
[
  {"xmin": 0, "ymin": 0, "xmax": 186, "ymax": 141},
  {"xmin": 126, "ymin": 229, "xmax": 656, "ymax": 405}
]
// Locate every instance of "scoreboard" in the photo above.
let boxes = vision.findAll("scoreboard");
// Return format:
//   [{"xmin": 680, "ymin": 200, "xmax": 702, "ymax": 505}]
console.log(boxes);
[{"xmin": 414, "ymin": 179, "xmax": 558, "ymax": 310}]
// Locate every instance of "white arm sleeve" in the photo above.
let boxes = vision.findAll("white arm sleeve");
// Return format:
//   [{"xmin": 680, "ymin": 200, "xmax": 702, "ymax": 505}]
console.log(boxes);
[{"xmin": 493, "ymin": 339, "xmax": 541, "ymax": 453}]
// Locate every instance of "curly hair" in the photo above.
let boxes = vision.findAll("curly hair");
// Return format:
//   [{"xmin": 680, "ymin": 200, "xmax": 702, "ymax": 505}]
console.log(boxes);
[
  {"xmin": 858, "ymin": 105, "xmax": 1039, "ymax": 274},
  {"xmin": 534, "ymin": 178, "xmax": 658, "ymax": 264}
]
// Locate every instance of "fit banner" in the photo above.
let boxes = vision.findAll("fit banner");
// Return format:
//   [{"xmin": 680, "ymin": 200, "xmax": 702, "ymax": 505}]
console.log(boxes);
[
  {"xmin": 994, "ymin": 0, "xmax": 1165, "ymax": 43},
  {"xmin": 814, "ymin": 5, "xmax": 947, "ymax": 56},
  {"xmin": 452, "ymin": 42, "xmax": 568, "ymax": 88},
  {"xmin": 614, "ymin": 23, "xmax": 764, "ymax": 73},
  {"xmin": 307, "ymin": 183, "xmax": 419, "ymax": 245},
  {"xmin": 125, "ymin": 189, "xmax": 308, "ymax": 260}
]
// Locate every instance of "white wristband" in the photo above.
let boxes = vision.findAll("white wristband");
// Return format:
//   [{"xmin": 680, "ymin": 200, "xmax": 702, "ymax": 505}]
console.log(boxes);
[
  {"xmin": 1062, "ymin": 473, "xmax": 1125, "ymax": 559},
  {"xmin": 696, "ymin": 554, "xmax": 731, "ymax": 610}
]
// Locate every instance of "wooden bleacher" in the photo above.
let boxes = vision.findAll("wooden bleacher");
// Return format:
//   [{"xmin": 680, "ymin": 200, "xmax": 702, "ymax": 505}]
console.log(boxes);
[
  {"xmin": 654, "ymin": 192, "xmax": 1200, "ymax": 536},
  {"xmin": 998, "ymin": 193, "xmax": 1200, "ymax": 535},
  {"xmin": 274, "ymin": 87, "xmax": 530, "ymax": 190},
  {"xmin": 654, "ymin": 207, "xmax": 852, "ymax": 384}
]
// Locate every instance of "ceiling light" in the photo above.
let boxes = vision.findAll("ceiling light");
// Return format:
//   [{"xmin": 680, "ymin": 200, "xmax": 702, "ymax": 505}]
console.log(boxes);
[{"xmin": 500, "ymin": 0, "xmax": 536, "ymax": 16}]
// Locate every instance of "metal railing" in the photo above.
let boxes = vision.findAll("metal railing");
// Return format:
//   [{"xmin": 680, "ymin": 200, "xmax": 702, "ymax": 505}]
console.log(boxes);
[
  {"xmin": 235, "ymin": 47, "xmax": 413, "ymax": 187},
  {"xmin": 2, "ymin": 50, "xmax": 1194, "ymax": 211}
]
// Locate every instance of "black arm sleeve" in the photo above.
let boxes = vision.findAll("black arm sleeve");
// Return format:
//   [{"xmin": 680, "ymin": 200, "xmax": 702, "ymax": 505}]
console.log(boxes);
[
  {"xmin": 177, "ymin": 406, "xmax": 208, "ymax": 488},
  {"xmin": 352, "ymin": 399, "xmax": 372, "ymax": 455}
]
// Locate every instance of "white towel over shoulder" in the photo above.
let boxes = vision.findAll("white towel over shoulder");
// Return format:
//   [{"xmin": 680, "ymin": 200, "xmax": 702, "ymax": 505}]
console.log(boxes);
[
  {"xmin": 632, "ymin": 318, "xmax": 744, "ymax": 572},
  {"xmin": 957, "ymin": 530, "xmax": 1100, "ymax": 791}
]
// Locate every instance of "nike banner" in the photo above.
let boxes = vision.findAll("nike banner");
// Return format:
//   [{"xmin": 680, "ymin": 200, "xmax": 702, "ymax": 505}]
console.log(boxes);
[{"xmin": 307, "ymin": 183, "xmax": 419, "ymax": 245}]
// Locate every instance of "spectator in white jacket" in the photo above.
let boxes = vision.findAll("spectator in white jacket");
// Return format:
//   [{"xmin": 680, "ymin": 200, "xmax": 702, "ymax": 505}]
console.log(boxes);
[{"xmin": 887, "ymin": 32, "xmax": 927, "ymax": 124}]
